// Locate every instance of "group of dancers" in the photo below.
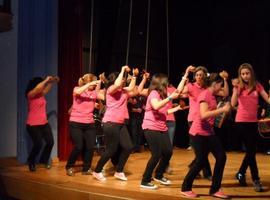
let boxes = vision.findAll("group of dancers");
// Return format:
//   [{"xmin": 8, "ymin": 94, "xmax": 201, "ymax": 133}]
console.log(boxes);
[{"xmin": 25, "ymin": 63, "xmax": 270, "ymax": 199}]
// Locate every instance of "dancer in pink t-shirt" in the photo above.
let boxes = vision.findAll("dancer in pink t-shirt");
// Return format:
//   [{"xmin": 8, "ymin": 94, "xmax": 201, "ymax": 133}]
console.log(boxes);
[
  {"xmin": 231, "ymin": 63, "xmax": 270, "ymax": 192},
  {"xmin": 25, "ymin": 76, "xmax": 59, "ymax": 172},
  {"xmin": 181, "ymin": 66, "xmax": 212, "ymax": 179},
  {"xmin": 181, "ymin": 73, "xmax": 231, "ymax": 199},
  {"xmin": 93, "ymin": 66, "xmax": 138, "ymax": 182},
  {"xmin": 139, "ymin": 72, "xmax": 188, "ymax": 190},
  {"xmin": 181, "ymin": 66, "xmax": 229, "ymax": 180},
  {"xmin": 66, "ymin": 73, "xmax": 103, "ymax": 176}
]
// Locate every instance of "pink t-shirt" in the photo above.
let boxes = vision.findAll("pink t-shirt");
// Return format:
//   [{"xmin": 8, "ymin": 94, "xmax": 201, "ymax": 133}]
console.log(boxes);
[
  {"xmin": 26, "ymin": 95, "xmax": 48, "ymax": 126},
  {"xmin": 102, "ymin": 86, "xmax": 128, "ymax": 124},
  {"xmin": 124, "ymin": 99, "xmax": 129, "ymax": 120},
  {"xmin": 166, "ymin": 86, "xmax": 176, "ymax": 122},
  {"xmin": 187, "ymin": 82, "xmax": 205, "ymax": 122},
  {"xmin": 189, "ymin": 89, "xmax": 217, "ymax": 136},
  {"xmin": 235, "ymin": 83, "xmax": 264, "ymax": 122},
  {"xmin": 69, "ymin": 87, "xmax": 97, "ymax": 124},
  {"xmin": 142, "ymin": 90, "xmax": 169, "ymax": 132}
]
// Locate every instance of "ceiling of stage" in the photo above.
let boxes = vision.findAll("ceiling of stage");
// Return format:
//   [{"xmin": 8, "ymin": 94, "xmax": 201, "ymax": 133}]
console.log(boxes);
[{"xmin": 80, "ymin": 0, "xmax": 270, "ymax": 86}]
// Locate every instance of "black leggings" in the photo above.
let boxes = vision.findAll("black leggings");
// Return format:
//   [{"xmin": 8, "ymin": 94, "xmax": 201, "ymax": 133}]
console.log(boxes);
[
  {"xmin": 95, "ymin": 122, "xmax": 133, "ymax": 173},
  {"xmin": 182, "ymin": 135, "xmax": 226, "ymax": 194},
  {"xmin": 142, "ymin": 130, "xmax": 172, "ymax": 183},
  {"xmin": 235, "ymin": 122, "xmax": 260, "ymax": 181},
  {"xmin": 188, "ymin": 121, "xmax": 212, "ymax": 177},
  {"xmin": 66, "ymin": 122, "xmax": 96, "ymax": 171},
  {"xmin": 27, "ymin": 123, "xmax": 54, "ymax": 165}
]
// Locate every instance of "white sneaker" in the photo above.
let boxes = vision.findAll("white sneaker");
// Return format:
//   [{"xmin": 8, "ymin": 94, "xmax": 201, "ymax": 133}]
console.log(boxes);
[
  {"xmin": 114, "ymin": 172, "xmax": 128, "ymax": 181},
  {"xmin": 93, "ymin": 172, "xmax": 106, "ymax": 181},
  {"xmin": 187, "ymin": 146, "xmax": 192, "ymax": 151}
]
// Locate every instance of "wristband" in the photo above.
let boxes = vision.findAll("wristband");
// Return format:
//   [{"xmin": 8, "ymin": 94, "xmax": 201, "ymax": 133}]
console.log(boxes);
[{"xmin": 167, "ymin": 96, "xmax": 173, "ymax": 101}]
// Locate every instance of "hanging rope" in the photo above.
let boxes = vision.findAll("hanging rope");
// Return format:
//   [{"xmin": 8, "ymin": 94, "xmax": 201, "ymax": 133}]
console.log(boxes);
[
  {"xmin": 166, "ymin": 0, "xmax": 170, "ymax": 77},
  {"xmin": 88, "ymin": 0, "xmax": 94, "ymax": 72},
  {"xmin": 125, "ymin": 0, "xmax": 133, "ymax": 65},
  {"xmin": 145, "ymin": 0, "xmax": 151, "ymax": 71}
]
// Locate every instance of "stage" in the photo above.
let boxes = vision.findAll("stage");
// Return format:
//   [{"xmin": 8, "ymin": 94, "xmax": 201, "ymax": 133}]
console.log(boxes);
[{"xmin": 1, "ymin": 148, "xmax": 270, "ymax": 199}]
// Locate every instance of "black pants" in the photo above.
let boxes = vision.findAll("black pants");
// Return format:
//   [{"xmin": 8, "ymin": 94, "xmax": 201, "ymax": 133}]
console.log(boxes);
[
  {"xmin": 182, "ymin": 135, "xmax": 226, "ymax": 194},
  {"xmin": 66, "ymin": 122, "xmax": 96, "ymax": 171},
  {"xmin": 235, "ymin": 122, "xmax": 260, "ymax": 181},
  {"xmin": 188, "ymin": 121, "xmax": 212, "ymax": 177},
  {"xmin": 95, "ymin": 122, "xmax": 133, "ymax": 173},
  {"xmin": 27, "ymin": 123, "xmax": 54, "ymax": 165},
  {"xmin": 129, "ymin": 113, "xmax": 143, "ymax": 151},
  {"xmin": 142, "ymin": 130, "xmax": 172, "ymax": 183}
]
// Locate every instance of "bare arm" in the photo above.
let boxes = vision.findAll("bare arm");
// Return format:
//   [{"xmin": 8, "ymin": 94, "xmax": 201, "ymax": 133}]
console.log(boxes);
[
  {"xmin": 150, "ymin": 90, "xmax": 179, "ymax": 110},
  {"xmin": 27, "ymin": 76, "xmax": 58, "ymax": 98},
  {"xmin": 200, "ymin": 101, "xmax": 230, "ymax": 120},
  {"xmin": 108, "ymin": 66, "xmax": 130, "ymax": 95},
  {"xmin": 231, "ymin": 87, "xmax": 238, "ymax": 107},
  {"xmin": 124, "ymin": 68, "xmax": 139, "ymax": 93},
  {"xmin": 167, "ymin": 105, "xmax": 182, "ymax": 115},
  {"xmin": 73, "ymin": 80, "xmax": 99, "ymax": 95},
  {"xmin": 217, "ymin": 71, "xmax": 229, "ymax": 97},
  {"xmin": 137, "ymin": 72, "xmax": 149, "ymax": 94},
  {"xmin": 181, "ymin": 85, "xmax": 189, "ymax": 95},
  {"xmin": 259, "ymin": 89, "xmax": 270, "ymax": 104},
  {"xmin": 177, "ymin": 65, "xmax": 195, "ymax": 93}
]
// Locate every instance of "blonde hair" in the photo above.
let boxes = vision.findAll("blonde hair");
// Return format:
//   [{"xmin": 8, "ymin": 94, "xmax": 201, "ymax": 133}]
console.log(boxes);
[
  {"xmin": 78, "ymin": 73, "xmax": 97, "ymax": 86},
  {"xmin": 238, "ymin": 63, "xmax": 256, "ymax": 92}
]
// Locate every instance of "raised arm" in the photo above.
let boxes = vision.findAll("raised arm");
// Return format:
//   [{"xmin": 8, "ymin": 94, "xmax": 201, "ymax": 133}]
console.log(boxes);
[
  {"xmin": 108, "ymin": 65, "xmax": 130, "ymax": 94},
  {"xmin": 177, "ymin": 65, "xmax": 195, "ymax": 93},
  {"xmin": 27, "ymin": 76, "xmax": 59, "ymax": 98},
  {"xmin": 124, "ymin": 68, "xmax": 139, "ymax": 93},
  {"xmin": 231, "ymin": 78, "xmax": 239, "ymax": 107},
  {"xmin": 216, "ymin": 71, "xmax": 229, "ymax": 97},
  {"xmin": 138, "ymin": 72, "xmax": 150, "ymax": 97},
  {"xmin": 43, "ymin": 76, "xmax": 59, "ymax": 95},
  {"xmin": 73, "ymin": 80, "xmax": 99, "ymax": 95}
]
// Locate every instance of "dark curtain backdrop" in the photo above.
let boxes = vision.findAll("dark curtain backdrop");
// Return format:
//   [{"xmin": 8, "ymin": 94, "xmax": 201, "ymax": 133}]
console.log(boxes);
[
  {"xmin": 57, "ymin": 0, "xmax": 270, "ymax": 159},
  {"xmin": 58, "ymin": 0, "xmax": 84, "ymax": 160},
  {"xmin": 17, "ymin": 0, "xmax": 58, "ymax": 163}
]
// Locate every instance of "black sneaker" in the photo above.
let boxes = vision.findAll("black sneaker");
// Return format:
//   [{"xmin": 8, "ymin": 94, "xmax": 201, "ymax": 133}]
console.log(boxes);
[
  {"xmin": 235, "ymin": 172, "xmax": 247, "ymax": 186},
  {"xmin": 253, "ymin": 180, "xmax": 263, "ymax": 192},
  {"xmin": 28, "ymin": 164, "xmax": 36, "ymax": 172},
  {"xmin": 204, "ymin": 175, "xmax": 212, "ymax": 181},
  {"xmin": 82, "ymin": 169, "xmax": 92, "ymax": 175},
  {"xmin": 140, "ymin": 182, "xmax": 158, "ymax": 189},
  {"xmin": 45, "ymin": 164, "xmax": 51, "ymax": 169},
  {"xmin": 66, "ymin": 168, "xmax": 75, "ymax": 176},
  {"xmin": 153, "ymin": 177, "xmax": 171, "ymax": 185},
  {"xmin": 196, "ymin": 173, "xmax": 202, "ymax": 179}
]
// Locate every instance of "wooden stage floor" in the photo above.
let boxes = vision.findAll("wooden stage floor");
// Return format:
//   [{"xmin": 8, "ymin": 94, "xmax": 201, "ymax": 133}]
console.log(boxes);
[{"xmin": 1, "ymin": 148, "xmax": 270, "ymax": 200}]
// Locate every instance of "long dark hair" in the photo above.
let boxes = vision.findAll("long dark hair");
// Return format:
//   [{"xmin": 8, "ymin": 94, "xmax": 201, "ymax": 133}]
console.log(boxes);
[
  {"xmin": 105, "ymin": 71, "xmax": 129, "ymax": 89},
  {"xmin": 148, "ymin": 73, "xmax": 168, "ymax": 99},
  {"xmin": 25, "ymin": 77, "xmax": 43, "ymax": 97},
  {"xmin": 106, "ymin": 72, "xmax": 119, "ymax": 89}
]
